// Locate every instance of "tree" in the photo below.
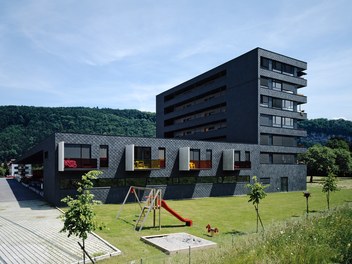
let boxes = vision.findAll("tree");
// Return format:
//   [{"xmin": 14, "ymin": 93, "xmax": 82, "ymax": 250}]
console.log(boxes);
[
  {"xmin": 300, "ymin": 144, "xmax": 337, "ymax": 182},
  {"xmin": 333, "ymin": 148, "xmax": 352, "ymax": 176},
  {"xmin": 61, "ymin": 170, "xmax": 104, "ymax": 263},
  {"xmin": 246, "ymin": 176, "xmax": 268, "ymax": 233},
  {"xmin": 322, "ymin": 172, "xmax": 339, "ymax": 210},
  {"xmin": 326, "ymin": 138, "xmax": 350, "ymax": 151}
]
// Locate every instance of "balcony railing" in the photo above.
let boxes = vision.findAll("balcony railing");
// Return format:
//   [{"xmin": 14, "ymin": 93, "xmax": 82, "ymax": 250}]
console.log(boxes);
[
  {"xmin": 234, "ymin": 161, "xmax": 251, "ymax": 169},
  {"xmin": 134, "ymin": 159, "xmax": 165, "ymax": 170},
  {"xmin": 64, "ymin": 158, "xmax": 98, "ymax": 169},
  {"xmin": 190, "ymin": 160, "xmax": 212, "ymax": 170}
]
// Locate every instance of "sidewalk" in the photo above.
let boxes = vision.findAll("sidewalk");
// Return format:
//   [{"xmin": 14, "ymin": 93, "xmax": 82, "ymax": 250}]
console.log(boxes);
[{"xmin": 0, "ymin": 178, "xmax": 121, "ymax": 264}]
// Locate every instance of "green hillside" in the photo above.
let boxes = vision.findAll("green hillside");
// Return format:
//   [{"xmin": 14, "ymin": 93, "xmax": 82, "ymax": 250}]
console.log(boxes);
[{"xmin": 0, "ymin": 106, "xmax": 156, "ymax": 162}]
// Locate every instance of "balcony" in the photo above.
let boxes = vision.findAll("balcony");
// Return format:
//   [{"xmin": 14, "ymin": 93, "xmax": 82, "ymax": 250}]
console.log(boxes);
[
  {"xmin": 179, "ymin": 147, "xmax": 213, "ymax": 171},
  {"xmin": 64, "ymin": 158, "xmax": 97, "ymax": 170},
  {"xmin": 134, "ymin": 159, "xmax": 165, "ymax": 170},
  {"xmin": 189, "ymin": 160, "xmax": 212, "ymax": 170},
  {"xmin": 234, "ymin": 161, "xmax": 251, "ymax": 170},
  {"xmin": 223, "ymin": 149, "xmax": 251, "ymax": 171}
]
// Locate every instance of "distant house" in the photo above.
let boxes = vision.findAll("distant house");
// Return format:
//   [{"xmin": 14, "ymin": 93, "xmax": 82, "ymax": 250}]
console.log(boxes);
[{"xmin": 17, "ymin": 48, "xmax": 308, "ymax": 205}]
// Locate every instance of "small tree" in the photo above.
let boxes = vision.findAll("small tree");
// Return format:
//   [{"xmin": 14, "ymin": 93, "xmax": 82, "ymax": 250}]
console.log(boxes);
[
  {"xmin": 322, "ymin": 172, "xmax": 339, "ymax": 210},
  {"xmin": 61, "ymin": 170, "xmax": 104, "ymax": 263},
  {"xmin": 246, "ymin": 176, "xmax": 268, "ymax": 232}
]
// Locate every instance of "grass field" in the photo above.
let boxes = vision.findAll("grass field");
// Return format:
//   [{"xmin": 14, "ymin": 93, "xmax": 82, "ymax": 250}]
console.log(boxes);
[{"xmin": 93, "ymin": 177, "xmax": 352, "ymax": 263}]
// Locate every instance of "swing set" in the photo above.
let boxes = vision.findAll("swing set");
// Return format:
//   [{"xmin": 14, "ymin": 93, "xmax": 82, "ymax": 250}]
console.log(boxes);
[
  {"xmin": 116, "ymin": 186, "xmax": 193, "ymax": 231},
  {"xmin": 116, "ymin": 186, "xmax": 162, "ymax": 232}
]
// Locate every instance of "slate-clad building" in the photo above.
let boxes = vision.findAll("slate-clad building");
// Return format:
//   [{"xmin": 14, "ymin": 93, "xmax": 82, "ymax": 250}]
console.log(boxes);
[{"xmin": 17, "ymin": 48, "xmax": 308, "ymax": 205}]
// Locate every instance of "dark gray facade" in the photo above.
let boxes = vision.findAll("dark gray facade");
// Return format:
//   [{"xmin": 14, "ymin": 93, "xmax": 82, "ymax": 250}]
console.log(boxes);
[
  {"xmin": 19, "ymin": 133, "xmax": 266, "ymax": 205},
  {"xmin": 18, "ymin": 48, "xmax": 307, "ymax": 206}
]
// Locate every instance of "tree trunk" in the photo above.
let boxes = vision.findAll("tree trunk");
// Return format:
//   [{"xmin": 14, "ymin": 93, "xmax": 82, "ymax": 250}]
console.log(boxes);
[
  {"xmin": 327, "ymin": 191, "xmax": 330, "ymax": 210},
  {"xmin": 255, "ymin": 205, "xmax": 259, "ymax": 233},
  {"xmin": 83, "ymin": 238, "xmax": 85, "ymax": 264},
  {"xmin": 309, "ymin": 175, "xmax": 313, "ymax": 183}
]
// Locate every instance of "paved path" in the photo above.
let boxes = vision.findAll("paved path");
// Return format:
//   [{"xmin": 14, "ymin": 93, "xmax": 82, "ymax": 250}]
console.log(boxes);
[{"xmin": 0, "ymin": 178, "xmax": 121, "ymax": 264}]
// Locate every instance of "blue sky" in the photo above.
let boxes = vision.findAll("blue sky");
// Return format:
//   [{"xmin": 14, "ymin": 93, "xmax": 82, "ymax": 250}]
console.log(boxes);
[{"xmin": 0, "ymin": 0, "xmax": 351, "ymax": 120}]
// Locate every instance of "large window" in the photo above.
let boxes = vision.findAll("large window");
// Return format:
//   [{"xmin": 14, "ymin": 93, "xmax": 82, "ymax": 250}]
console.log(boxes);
[
  {"xmin": 100, "ymin": 145, "xmax": 109, "ymax": 168},
  {"xmin": 272, "ymin": 98, "xmax": 282, "ymax": 109},
  {"xmin": 272, "ymin": 80, "xmax": 282, "ymax": 91},
  {"xmin": 65, "ymin": 144, "xmax": 91, "ymax": 159},
  {"xmin": 134, "ymin": 146, "xmax": 151, "ymax": 168},
  {"xmin": 64, "ymin": 144, "xmax": 96, "ymax": 169},
  {"xmin": 158, "ymin": 147, "xmax": 166, "ymax": 168},
  {"xmin": 282, "ymin": 117, "xmax": 294, "ymax": 128},
  {"xmin": 283, "ymin": 100, "xmax": 294, "ymax": 111}
]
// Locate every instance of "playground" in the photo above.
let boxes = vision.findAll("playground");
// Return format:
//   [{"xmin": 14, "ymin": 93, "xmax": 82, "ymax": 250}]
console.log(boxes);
[{"xmin": 94, "ymin": 178, "xmax": 352, "ymax": 263}]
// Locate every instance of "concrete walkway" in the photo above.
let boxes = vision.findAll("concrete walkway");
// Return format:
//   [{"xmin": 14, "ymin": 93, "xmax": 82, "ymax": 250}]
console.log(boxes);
[{"xmin": 0, "ymin": 178, "xmax": 121, "ymax": 264}]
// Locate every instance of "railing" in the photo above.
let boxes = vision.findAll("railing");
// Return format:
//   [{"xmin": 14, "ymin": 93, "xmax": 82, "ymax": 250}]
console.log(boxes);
[
  {"xmin": 190, "ymin": 160, "xmax": 212, "ymax": 170},
  {"xmin": 64, "ymin": 158, "xmax": 98, "ymax": 169},
  {"xmin": 234, "ymin": 161, "xmax": 251, "ymax": 169},
  {"xmin": 134, "ymin": 159, "xmax": 165, "ymax": 170}
]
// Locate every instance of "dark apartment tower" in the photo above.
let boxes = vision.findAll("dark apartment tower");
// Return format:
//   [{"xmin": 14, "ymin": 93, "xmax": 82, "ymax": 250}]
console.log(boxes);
[
  {"xmin": 156, "ymin": 47, "xmax": 307, "ymax": 173},
  {"xmin": 156, "ymin": 48, "xmax": 307, "ymax": 142}
]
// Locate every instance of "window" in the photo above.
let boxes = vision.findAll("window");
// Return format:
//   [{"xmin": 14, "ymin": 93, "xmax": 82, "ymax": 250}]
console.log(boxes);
[
  {"xmin": 282, "ymin": 83, "xmax": 296, "ymax": 94},
  {"xmin": 282, "ymin": 136, "xmax": 297, "ymax": 147},
  {"xmin": 65, "ymin": 144, "xmax": 91, "ymax": 159},
  {"xmin": 260, "ymin": 153, "xmax": 271, "ymax": 164},
  {"xmin": 272, "ymin": 61, "xmax": 282, "ymax": 73},
  {"xmin": 273, "ymin": 154, "xmax": 296, "ymax": 164},
  {"xmin": 260, "ymin": 114, "xmax": 271, "ymax": 126},
  {"xmin": 190, "ymin": 149, "xmax": 200, "ymax": 161},
  {"xmin": 234, "ymin": 151, "xmax": 241, "ymax": 162},
  {"xmin": 282, "ymin": 100, "xmax": 294, "ymax": 111},
  {"xmin": 272, "ymin": 98, "xmax": 282, "ymax": 109},
  {"xmin": 260, "ymin": 77, "xmax": 269, "ymax": 87},
  {"xmin": 282, "ymin": 117, "xmax": 294, "ymax": 128},
  {"xmin": 134, "ymin": 146, "xmax": 151, "ymax": 168},
  {"xmin": 158, "ymin": 147, "xmax": 166, "ymax": 168},
  {"xmin": 99, "ymin": 145, "xmax": 109, "ymax": 167},
  {"xmin": 260, "ymin": 134, "xmax": 271, "ymax": 145},
  {"xmin": 260, "ymin": 177, "xmax": 271, "ymax": 185},
  {"xmin": 261, "ymin": 57, "xmax": 270, "ymax": 69},
  {"xmin": 273, "ymin": 135, "xmax": 283, "ymax": 146},
  {"xmin": 273, "ymin": 116, "xmax": 282, "ymax": 127},
  {"xmin": 272, "ymin": 80, "xmax": 282, "ymax": 91},
  {"xmin": 245, "ymin": 151, "xmax": 250, "ymax": 161},
  {"xmin": 260, "ymin": 95, "xmax": 269, "ymax": 107},
  {"xmin": 283, "ymin": 64, "xmax": 294, "ymax": 76},
  {"xmin": 206, "ymin": 149, "xmax": 212, "ymax": 161}
]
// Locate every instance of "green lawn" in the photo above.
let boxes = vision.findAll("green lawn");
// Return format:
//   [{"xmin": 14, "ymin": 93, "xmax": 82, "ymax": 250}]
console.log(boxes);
[{"xmin": 94, "ymin": 178, "xmax": 352, "ymax": 263}]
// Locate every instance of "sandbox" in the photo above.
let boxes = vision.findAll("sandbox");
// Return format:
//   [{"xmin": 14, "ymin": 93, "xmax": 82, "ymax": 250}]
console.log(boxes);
[{"xmin": 140, "ymin": 232, "xmax": 217, "ymax": 255}]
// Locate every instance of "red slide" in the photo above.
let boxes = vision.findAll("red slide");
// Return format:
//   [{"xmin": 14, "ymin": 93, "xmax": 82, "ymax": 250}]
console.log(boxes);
[{"xmin": 160, "ymin": 200, "xmax": 193, "ymax": 226}]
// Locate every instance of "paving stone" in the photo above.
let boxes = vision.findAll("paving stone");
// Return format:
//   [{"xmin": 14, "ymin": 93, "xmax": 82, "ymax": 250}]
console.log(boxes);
[{"xmin": 0, "ymin": 179, "xmax": 121, "ymax": 264}]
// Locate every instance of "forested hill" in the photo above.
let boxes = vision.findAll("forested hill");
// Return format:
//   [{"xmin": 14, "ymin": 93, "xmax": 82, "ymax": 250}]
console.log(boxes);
[
  {"xmin": 0, "ymin": 106, "xmax": 156, "ymax": 162},
  {"xmin": 298, "ymin": 118, "xmax": 352, "ymax": 146},
  {"xmin": 0, "ymin": 106, "xmax": 351, "ymax": 162}
]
